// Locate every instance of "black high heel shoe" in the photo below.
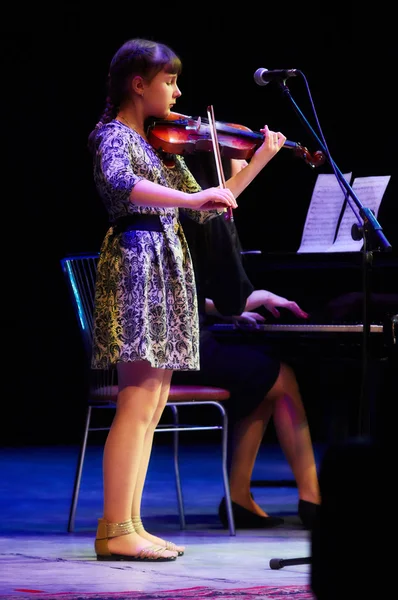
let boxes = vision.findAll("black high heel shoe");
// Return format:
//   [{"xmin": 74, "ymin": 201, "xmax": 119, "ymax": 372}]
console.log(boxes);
[
  {"xmin": 218, "ymin": 497, "xmax": 284, "ymax": 529},
  {"xmin": 298, "ymin": 499, "xmax": 320, "ymax": 530}
]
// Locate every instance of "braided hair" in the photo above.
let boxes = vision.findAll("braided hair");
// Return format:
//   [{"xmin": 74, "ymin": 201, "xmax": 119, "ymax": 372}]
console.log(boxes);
[{"xmin": 88, "ymin": 38, "xmax": 182, "ymax": 152}]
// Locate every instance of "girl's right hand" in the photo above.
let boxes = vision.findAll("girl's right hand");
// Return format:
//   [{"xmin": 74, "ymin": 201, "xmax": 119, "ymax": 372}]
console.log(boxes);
[{"xmin": 190, "ymin": 187, "xmax": 237, "ymax": 211}]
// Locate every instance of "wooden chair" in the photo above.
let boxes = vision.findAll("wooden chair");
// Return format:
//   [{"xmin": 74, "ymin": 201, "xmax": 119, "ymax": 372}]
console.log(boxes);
[{"xmin": 60, "ymin": 253, "xmax": 235, "ymax": 535}]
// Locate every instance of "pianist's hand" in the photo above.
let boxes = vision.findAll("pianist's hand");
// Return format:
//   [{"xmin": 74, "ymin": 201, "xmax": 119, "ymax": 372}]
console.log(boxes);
[
  {"xmin": 244, "ymin": 290, "xmax": 309, "ymax": 320},
  {"xmin": 233, "ymin": 311, "xmax": 266, "ymax": 329}
]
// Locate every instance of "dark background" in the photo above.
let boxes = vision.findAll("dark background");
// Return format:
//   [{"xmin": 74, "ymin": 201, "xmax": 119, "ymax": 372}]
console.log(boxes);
[{"xmin": 4, "ymin": 5, "xmax": 396, "ymax": 446}]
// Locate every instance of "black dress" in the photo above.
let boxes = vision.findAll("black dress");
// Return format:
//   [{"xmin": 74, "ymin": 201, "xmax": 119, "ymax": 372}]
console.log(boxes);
[{"xmin": 172, "ymin": 154, "xmax": 281, "ymax": 422}]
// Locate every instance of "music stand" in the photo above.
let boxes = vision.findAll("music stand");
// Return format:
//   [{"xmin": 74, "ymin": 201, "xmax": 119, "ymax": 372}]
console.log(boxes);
[{"xmin": 267, "ymin": 73, "xmax": 392, "ymax": 570}]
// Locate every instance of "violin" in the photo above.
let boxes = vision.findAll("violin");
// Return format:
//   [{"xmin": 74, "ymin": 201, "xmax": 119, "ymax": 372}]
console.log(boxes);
[{"xmin": 147, "ymin": 112, "xmax": 325, "ymax": 168}]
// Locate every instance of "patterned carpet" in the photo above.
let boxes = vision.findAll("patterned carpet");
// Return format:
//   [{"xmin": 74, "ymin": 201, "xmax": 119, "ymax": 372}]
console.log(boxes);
[{"xmin": 4, "ymin": 585, "xmax": 315, "ymax": 599}]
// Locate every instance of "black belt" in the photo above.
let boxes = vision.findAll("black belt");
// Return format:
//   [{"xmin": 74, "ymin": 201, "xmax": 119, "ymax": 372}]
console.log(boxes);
[{"xmin": 112, "ymin": 214, "xmax": 163, "ymax": 233}]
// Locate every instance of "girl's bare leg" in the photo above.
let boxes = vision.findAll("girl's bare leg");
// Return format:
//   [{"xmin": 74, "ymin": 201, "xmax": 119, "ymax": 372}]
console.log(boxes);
[
  {"xmin": 130, "ymin": 369, "xmax": 185, "ymax": 553},
  {"xmin": 102, "ymin": 361, "xmax": 176, "ymax": 558}
]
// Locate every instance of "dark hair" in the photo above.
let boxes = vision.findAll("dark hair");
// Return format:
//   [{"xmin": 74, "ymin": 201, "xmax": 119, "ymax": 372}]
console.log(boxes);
[{"xmin": 88, "ymin": 38, "xmax": 182, "ymax": 151}]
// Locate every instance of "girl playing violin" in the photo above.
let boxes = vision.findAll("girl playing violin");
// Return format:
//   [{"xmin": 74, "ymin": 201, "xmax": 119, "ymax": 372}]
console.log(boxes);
[{"xmin": 88, "ymin": 37, "xmax": 285, "ymax": 562}]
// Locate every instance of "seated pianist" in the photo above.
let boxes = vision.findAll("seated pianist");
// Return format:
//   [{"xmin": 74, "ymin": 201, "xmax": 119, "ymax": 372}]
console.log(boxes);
[
  {"xmin": 172, "ymin": 154, "xmax": 322, "ymax": 531},
  {"xmin": 179, "ymin": 153, "xmax": 396, "ymax": 454}
]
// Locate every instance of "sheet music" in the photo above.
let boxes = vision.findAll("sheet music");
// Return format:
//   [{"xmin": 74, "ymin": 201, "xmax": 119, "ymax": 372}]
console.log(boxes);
[
  {"xmin": 297, "ymin": 173, "xmax": 352, "ymax": 253},
  {"xmin": 326, "ymin": 175, "xmax": 391, "ymax": 252}
]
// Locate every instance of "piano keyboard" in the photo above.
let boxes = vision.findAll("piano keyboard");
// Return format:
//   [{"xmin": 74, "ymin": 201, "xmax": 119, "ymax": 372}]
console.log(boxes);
[{"xmin": 208, "ymin": 323, "xmax": 384, "ymax": 334}]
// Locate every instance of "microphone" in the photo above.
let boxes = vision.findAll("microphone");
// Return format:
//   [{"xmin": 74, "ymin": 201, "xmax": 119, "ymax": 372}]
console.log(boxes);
[{"xmin": 254, "ymin": 68, "xmax": 298, "ymax": 86}]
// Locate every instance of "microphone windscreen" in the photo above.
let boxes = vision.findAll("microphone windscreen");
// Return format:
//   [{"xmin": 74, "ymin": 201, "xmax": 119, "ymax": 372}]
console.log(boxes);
[{"xmin": 253, "ymin": 68, "xmax": 269, "ymax": 86}]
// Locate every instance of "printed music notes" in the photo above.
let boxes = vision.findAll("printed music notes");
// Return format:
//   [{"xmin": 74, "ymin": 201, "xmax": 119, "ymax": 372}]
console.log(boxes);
[
  {"xmin": 297, "ymin": 173, "xmax": 352, "ymax": 253},
  {"xmin": 297, "ymin": 174, "xmax": 391, "ymax": 253},
  {"xmin": 329, "ymin": 175, "xmax": 391, "ymax": 252}
]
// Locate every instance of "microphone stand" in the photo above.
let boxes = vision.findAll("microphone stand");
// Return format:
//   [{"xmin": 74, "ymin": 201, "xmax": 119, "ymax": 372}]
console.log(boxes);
[
  {"xmin": 278, "ymin": 79, "xmax": 391, "ymax": 439},
  {"xmin": 268, "ymin": 77, "xmax": 392, "ymax": 572}
]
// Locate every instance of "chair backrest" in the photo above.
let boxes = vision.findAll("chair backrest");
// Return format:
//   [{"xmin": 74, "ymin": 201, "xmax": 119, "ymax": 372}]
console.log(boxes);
[
  {"xmin": 61, "ymin": 253, "xmax": 118, "ymax": 403},
  {"xmin": 60, "ymin": 253, "xmax": 100, "ymax": 361}
]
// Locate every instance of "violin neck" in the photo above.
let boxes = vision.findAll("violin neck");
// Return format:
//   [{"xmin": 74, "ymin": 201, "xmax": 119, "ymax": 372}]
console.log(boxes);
[
  {"xmin": 212, "ymin": 122, "xmax": 298, "ymax": 150},
  {"xmin": 215, "ymin": 122, "xmax": 262, "ymax": 141},
  {"xmin": 283, "ymin": 140, "xmax": 299, "ymax": 150}
]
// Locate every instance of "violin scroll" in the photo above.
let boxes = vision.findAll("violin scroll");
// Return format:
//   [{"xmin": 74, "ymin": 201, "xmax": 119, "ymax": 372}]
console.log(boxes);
[{"xmin": 294, "ymin": 144, "xmax": 326, "ymax": 168}]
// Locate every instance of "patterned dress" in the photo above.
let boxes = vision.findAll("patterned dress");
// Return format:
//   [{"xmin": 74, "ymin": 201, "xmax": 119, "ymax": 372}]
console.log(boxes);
[{"xmin": 91, "ymin": 120, "xmax": 219, "ymax": 371}]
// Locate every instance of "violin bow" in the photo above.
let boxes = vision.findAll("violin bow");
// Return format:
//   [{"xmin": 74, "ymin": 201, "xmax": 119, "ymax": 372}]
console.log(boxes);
[{"xmin": 206, "ymin": 105, "xmax": 233, "ymax": 221}]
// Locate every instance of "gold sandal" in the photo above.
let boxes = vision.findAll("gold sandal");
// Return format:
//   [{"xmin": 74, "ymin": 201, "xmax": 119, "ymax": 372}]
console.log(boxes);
[
  {"xmin": 95, "ymin": 518, "xmax": 177, "ymax": 561},
  {"xmin": 131, "ymin": 516, "xmax": 185, "ymax": 556}
]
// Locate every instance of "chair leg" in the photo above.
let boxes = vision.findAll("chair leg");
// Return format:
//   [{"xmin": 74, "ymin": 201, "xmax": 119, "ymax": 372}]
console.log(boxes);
[
  {"xmin": 68, "ymin": 406, "xmax": 92, "ymax": 532},
  {"xmin": 170, "ymin": 405, "xmax": 186, "ymax": 529},
  {"xmin": 218, "ymin": 404, "xmax": 235, "ymax": 536}
]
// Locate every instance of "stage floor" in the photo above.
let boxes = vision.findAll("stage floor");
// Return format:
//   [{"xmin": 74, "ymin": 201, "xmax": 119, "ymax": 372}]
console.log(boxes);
[{"xmin": 1, "ymin": 441, "xmax": 322, "ymax": 597}]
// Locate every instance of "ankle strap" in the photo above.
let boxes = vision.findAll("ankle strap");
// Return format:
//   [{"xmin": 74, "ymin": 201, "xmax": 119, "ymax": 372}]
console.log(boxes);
[
  {"xmin": 106, "ymin": 518, "xmax": 135, "ymax": 538},
  {"xmin": 131, "ymin": 516, "xmax": 144, "ymax": 530}
]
